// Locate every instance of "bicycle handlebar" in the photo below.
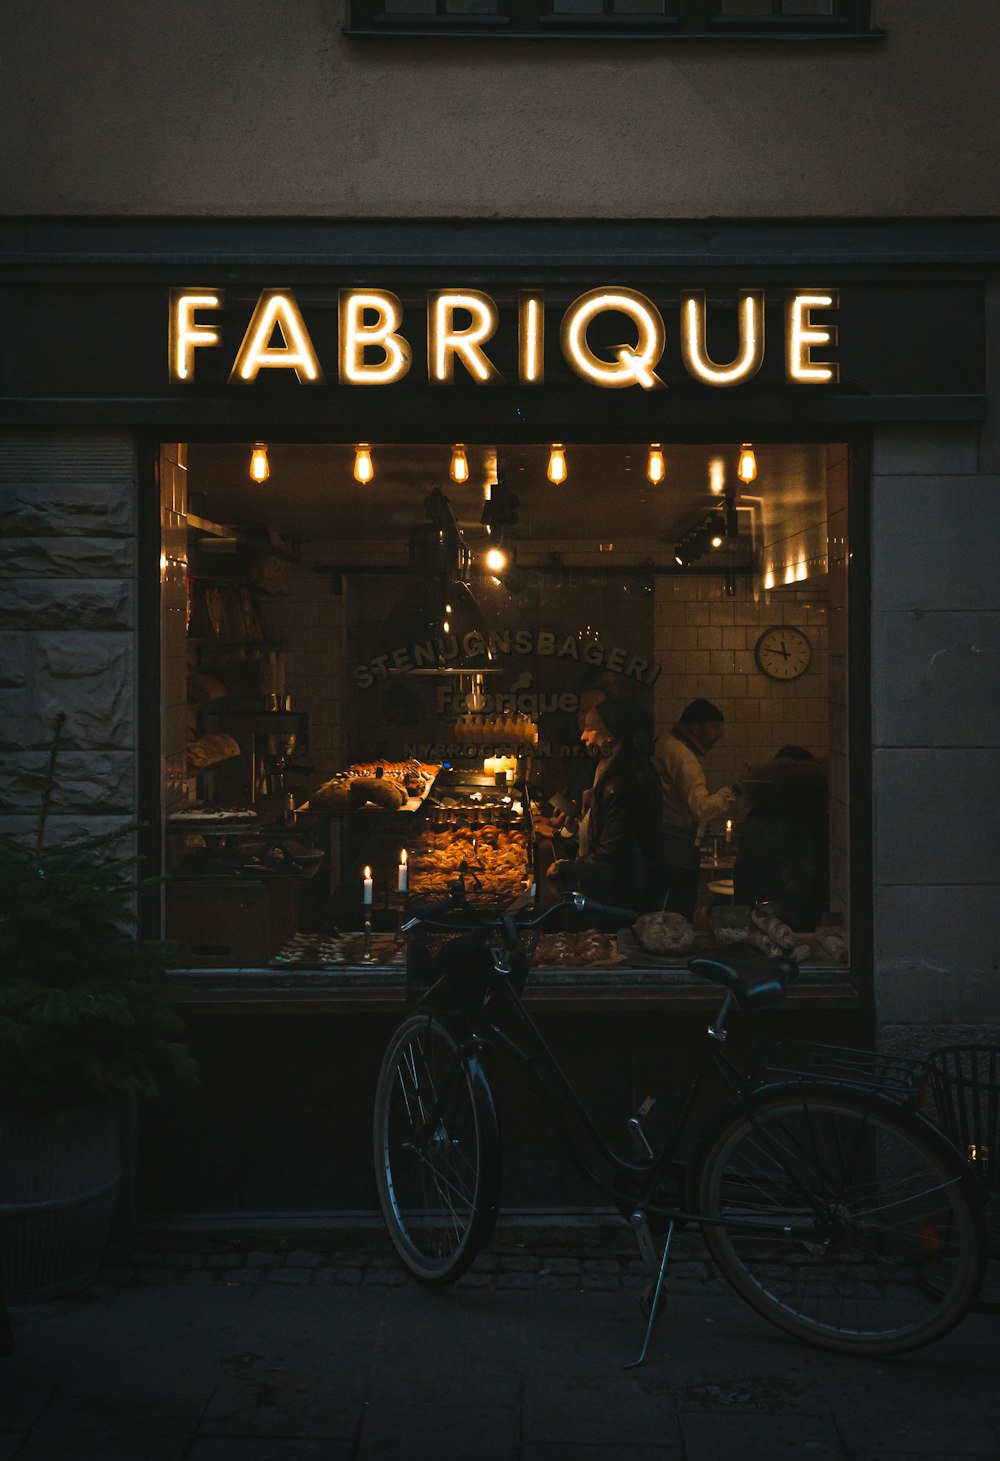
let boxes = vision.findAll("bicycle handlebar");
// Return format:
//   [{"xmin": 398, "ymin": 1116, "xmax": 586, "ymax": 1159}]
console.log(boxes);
[{"xmin": 688, "ymin": 955, "xmax": 799, "ymax": 1010}]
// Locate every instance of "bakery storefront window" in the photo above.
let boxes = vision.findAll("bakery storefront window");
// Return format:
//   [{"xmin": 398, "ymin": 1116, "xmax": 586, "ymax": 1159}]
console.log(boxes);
[{"xmin": 160, "ymin": 440, "xmax": 850, "ymax": 975}]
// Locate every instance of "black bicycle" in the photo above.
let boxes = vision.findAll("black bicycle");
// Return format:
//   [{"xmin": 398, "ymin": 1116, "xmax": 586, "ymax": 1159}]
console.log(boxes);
[{"xmin": 372, "ymin": 889, "xmax": 987, "ymax": 1362}]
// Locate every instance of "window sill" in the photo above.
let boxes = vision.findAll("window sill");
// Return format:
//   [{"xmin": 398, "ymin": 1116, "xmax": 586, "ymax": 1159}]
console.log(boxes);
[
  {"xmin": 343, "ymin": 16, "xmax": 883, "ymax": 41},
  {"xmin": 165, "ymin": 962, "xmax": 858, "ymax": 1012}
]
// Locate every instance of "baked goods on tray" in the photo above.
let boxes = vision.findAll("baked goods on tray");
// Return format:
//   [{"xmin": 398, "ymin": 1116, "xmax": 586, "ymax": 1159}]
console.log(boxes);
[
  {"xmin": 168, "ymin": 804, "xmax": 258, "ymax": 822},
  {"xmin": 408, "ymin": 825, "xmax": 529, "ymax": 901},
  {"xmin": 534, "ymin": 930, "xmax": 621, "ymax": 968}
]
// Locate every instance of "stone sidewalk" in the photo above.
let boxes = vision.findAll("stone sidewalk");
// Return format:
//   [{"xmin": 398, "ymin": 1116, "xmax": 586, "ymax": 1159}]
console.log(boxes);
[{"xmin": 2, "ymin": 1224, "xmax": 999, "ymax": 1460}]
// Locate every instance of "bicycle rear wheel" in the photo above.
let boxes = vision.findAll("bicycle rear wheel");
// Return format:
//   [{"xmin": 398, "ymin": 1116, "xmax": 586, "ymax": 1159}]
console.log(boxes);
[
  {"xmin": 698, "ymin": 1085, "xmax": 985, "ymax": 1356},
  {"xmin": 373, "ymin": 1012, "xmax": 501, "ymax": 1285}
]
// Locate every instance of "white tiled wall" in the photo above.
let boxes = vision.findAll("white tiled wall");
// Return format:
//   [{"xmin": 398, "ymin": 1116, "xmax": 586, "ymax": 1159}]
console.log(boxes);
[{"xmin": 652, "ymin": 576, "xmax": 831, "ymax": 794}]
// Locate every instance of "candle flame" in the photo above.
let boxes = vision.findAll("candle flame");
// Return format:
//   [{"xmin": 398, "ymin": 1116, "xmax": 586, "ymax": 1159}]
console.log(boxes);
[{"xmin": 363, "ymin": 865, "xmax": 372, "ymax": 879}]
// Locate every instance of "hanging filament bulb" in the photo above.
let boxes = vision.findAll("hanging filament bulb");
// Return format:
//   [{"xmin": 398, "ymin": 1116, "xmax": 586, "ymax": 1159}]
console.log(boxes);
[
  {"xmin": 646, "ymin": 444, "xmax": 665, "ymax": 485},
  {"xmin": 450, "ymin": 444, "xmax": 470, "ymax": 484},
  {"xmin": 547, "ymin": 443, "xmax": 567, "ymax": 485},
  {"xmin": 354, "ymin": 444, "xmax": 374, "ymax": 484},
  {"xmin": 249, "ymin": 444, "xmax": 269, "ymax": 483},
  {"xmin": 484, "ymin": 546, "xmax": 508, "ymax": 573},
  {"xmin": 737, "ymin": 443, "xmax": 757, "ymax": 483}
]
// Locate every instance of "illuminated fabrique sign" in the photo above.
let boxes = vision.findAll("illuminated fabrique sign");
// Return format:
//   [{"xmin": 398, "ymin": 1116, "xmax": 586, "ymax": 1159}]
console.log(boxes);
[{"xmin": 169, "ymin": 288, "xmax": 839, "ymax": 388}]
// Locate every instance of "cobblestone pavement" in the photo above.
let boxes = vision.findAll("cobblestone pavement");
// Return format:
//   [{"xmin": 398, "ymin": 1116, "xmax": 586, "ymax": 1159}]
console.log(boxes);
[
  {"xmin": 101, "ymin": 1220, "xmax": 727, "ymax": 1298},
  {"xmin": 4, "ymin": 1220, "xmax": 999, "ymax": 1460}
]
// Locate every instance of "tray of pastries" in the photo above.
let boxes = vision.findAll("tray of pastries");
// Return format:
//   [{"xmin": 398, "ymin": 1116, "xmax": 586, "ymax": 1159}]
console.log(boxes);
[
  {"xmin": 533, "ymin": 930, "xmax": 622, "ymax": 968},
  {"xmin": 408, "ymin": 824, "xmax": 530, "ymax": 903},
  {"xmin": 306, "ymin": 760, "xmax": 440, "ymax": 814}
]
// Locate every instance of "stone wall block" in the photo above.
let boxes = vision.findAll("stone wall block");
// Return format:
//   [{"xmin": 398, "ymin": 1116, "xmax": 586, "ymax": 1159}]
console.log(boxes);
[
  {"xmin": 872, "ymin": 610, "xmax": 1000, "ymax": 746},
  {"xmin": 0, "ymin": 537, "xmax": 136, "ymax": 578},
  {"xmin": 0, "ymin": 689, "xmax": 28, "ymax": 750},
  {"xmin": 875, "ymin": 885, "xmax": 1000, "ymax": 1025},
  {"xmin": 0, "ymin": 482, "xmax": 134, "ymax": 538},
  {"xmin": 0, "ymin": 632, "xmax": 28, "ymax": 688},
  {"xmin": 0, "ymin": 816, "xmax": 137, "ymax": 861},
  {"xmin": 0, "ymin": 579, "xmax": 134, "ymax": 631},
  {"xmin": 873, "ymin": 748, "xmax": 1000, "ymax": 885},
  {"xmin": 26, "ymin": 635, "xmax": 134, "ymax": 750},
  {"xmin": 0, "ymin": 751, "xmax": 135, "ymax": 814},
  {"xmin": 871, "ymin": 476, "xmax": 1000, "ymax": 612}
]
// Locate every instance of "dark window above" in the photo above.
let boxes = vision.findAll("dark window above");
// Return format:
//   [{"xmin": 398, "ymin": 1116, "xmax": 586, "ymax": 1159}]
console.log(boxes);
[{"xmin": 344, "ymin": 0, "xmax": 881, "ymax": 41}]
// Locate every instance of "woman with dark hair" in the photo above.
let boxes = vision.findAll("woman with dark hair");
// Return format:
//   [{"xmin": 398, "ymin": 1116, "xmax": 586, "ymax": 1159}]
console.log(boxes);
[{"xmin": 545, "ymin": 695, "xmax": 663, "ymax": 912}]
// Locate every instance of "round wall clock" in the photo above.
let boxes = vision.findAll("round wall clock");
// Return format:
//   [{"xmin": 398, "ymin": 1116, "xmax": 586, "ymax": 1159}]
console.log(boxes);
[{"xmin": 754, "ymin": 625, "xmax": 812, "ymax": 681}]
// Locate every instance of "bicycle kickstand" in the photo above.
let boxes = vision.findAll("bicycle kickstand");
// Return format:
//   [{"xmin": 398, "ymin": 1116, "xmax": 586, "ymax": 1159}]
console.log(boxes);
[{"xmin": 624, "ymin": 1214, "xmax": 675, "ymax": 1371}]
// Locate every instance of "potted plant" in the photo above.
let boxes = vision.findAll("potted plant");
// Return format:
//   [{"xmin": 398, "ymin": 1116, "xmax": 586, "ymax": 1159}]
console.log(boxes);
[{"xmin": 0, "ymin": 714, "xmax": 197, "ymax": 1301}]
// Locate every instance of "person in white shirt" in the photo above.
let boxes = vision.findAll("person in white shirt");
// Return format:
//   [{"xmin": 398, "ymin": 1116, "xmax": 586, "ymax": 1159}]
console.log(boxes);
[{"xmin": 653, "ymin": 698, "xmax": 740, "ymax": 921}]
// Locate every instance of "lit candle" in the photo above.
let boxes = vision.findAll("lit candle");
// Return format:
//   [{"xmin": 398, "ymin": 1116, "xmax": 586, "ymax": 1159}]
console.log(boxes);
[
  {"xmin": 725, "ymin": 819, "xmax": 733, "ymax": 849},
  {"xmin": 363, "ymin": 865, "xmax": 373, "ymax": 906},
  {"xmin": 397, "ymin": 849, "xmax": 408, "ymax": 893}
]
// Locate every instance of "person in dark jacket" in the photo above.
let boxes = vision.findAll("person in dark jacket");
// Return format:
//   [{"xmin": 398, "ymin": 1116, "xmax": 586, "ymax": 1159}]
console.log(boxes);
[
  {"xmin": 545, "ymin": 696, "xmax": 663, "ymax": 912},
  {"xmin": 732, "ymin": 745, "xmax": 829, "ymax": 931}
]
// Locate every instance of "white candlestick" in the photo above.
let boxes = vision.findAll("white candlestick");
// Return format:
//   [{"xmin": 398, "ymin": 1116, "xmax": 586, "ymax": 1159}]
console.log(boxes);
[
  {"xmin": 397, "ymin": 850, "xmax": 408, "ymax": 893},
  {"xmin": 363, "ymin": 865, "xmax": 373, "ymax": 905}
]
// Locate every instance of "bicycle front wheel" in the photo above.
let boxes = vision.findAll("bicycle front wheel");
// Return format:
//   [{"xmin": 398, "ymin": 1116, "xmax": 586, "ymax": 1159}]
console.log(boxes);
[
  {"xmin": 698, "ymin": 1085, "xmax": 984, "ymax": 1356},
  {"xmin": 373, "ymin": 1012, "xmax": 501, "ymax": 1285}
]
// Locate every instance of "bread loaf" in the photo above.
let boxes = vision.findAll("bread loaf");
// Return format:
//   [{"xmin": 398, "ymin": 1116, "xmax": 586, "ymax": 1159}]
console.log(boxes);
[
  {"xmin": 310, "ymin": 779, "xmax": 361, "ymax": 813},
  {"xmin": 751, "ymin": 909, "xmax": 797, "ymax": 951},
  {"xmin": 747, "ymin": 927, "xmax": 784, "ymax": 959},
  {"xmin": 632, "ymin": 910, "xmax": 695, "ymax": 956},
  {"xmin": 814, "ymin": 929, "xmax": 849, "ymax": 963},
  {"xmin": 352, "ymin": 777, "xmax": 407, "ymax": 810},
  {"xmin": 186, "ymin": 733, "xmax": 241, "ymax": 770}
]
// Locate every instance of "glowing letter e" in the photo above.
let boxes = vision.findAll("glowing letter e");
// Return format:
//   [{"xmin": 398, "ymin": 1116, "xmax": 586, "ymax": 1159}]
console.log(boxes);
[
  {"xmin": 169, "ymin": 289, "xmax": 223, "ymax": 383},
  {"xmin": 785, "ymin": 291, "xmax": 840, "ymax": 384}
]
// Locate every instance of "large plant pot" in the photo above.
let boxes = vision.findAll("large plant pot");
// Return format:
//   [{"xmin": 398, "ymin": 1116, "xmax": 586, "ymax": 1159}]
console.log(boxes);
[{"xmin": 0, "ymin": 1103, "xmax": 122, "ymax": 1302}]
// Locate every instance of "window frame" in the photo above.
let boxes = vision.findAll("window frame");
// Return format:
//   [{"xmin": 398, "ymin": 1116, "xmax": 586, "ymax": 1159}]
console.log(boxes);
[{"xmin": 343, "ymin": 0, "xmax": 881, "ymax": 43}]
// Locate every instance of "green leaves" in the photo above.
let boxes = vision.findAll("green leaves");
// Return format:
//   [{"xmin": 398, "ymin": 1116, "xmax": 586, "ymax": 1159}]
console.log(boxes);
[{"xmin": 0, "ymin": 717, "xmax": 198, "ymax": 1113}]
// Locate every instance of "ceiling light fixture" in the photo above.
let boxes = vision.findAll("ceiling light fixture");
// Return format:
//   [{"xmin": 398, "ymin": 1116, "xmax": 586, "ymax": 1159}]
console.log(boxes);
[
  {"xmin": 450, "ymin": 444, "xmax": 470, "ymax": 484},
  {"xmin": 547, "ymin": 444, "xmax": 567, "ymax": 485},
  {"xmin": 249, "ymin": 443, "xmax": 269, "ymax": 483},
  {"xmin": 353, "ymin": 443, "xmax": 374, "ymax": 484},
  {"xmin": 646, "ymin": 444, "xmax": 665, "ymax": 485},
  {"xmin": 737, "ymin": 443, "xmax": 758, "ymax": 484}
]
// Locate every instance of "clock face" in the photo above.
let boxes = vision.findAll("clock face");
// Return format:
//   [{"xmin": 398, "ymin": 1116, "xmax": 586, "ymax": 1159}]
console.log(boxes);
[{"xmin": 754, "ymin": 626, "xmax": 812, "ymax": 681}]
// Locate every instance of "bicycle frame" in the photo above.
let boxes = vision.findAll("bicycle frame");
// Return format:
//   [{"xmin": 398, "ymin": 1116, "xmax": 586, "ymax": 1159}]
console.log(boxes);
[{"xmin": 440, "ymin": 945, "xmax": 764, "ymax": 1228}]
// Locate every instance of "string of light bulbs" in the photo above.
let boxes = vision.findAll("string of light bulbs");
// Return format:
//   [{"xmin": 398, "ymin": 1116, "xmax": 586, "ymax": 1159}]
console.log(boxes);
[{"xmin": 246, "ymin": 441, "xmax": 757, "ymax": 490}]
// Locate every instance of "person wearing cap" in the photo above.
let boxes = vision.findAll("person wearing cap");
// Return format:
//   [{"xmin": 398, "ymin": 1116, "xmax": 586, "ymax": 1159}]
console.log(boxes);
[{"xmin": 653, "ymin": 699, "xmax": 740, "ymax": 921}]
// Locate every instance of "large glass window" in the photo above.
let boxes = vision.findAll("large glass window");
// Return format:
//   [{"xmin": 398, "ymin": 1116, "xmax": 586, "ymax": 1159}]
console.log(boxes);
[{"xmin": 160, "ymin": 440, "xmax": 850, "ymax": 973}]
